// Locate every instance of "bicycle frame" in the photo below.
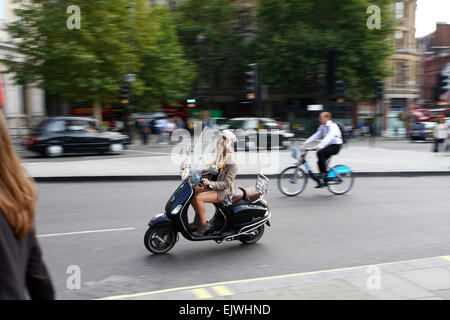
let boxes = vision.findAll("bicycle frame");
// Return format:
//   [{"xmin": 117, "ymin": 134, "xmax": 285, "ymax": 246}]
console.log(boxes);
[{"xmin": 292, "ymin": 148, "xmax": 343, "ymax": 185}]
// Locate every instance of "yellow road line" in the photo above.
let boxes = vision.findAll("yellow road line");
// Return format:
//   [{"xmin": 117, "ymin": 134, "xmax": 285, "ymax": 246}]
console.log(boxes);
[
  {"xmin": 211, "ymin": 286, "xmax": 233, "ymax": 296},
  {"xmin": 441, "ymin": 256, "xmax": 450, "ymax": 262},
  {"xmin": 192, "ymin": 288, "xmax": 213, "ymax": 299},
  {"xmin": 97, "ymin": 254, "xmax": 450, "ymax": 300}
]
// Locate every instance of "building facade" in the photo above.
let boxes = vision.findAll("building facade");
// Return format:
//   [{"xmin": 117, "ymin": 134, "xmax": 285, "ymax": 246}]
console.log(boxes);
[
  {"xmin": 0, "ymin": 0, "xmax": 46, "ymax": 138},
  {"xmin": 382, "ymin": 0, "xmax": 421, "ymax": 136},
  {"xmin": 418, "ymin": 23, "xmax": 450, "ymax": 106}
]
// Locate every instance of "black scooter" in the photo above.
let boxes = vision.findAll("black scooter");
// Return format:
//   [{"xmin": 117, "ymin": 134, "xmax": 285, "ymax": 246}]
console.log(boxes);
[{"xmin": 143, "ymin": 165, "xmax": 271, "ymax": 254}]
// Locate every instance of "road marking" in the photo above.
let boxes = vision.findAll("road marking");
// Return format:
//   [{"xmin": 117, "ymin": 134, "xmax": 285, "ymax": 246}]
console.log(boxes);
[
  {"xmin": 126, "ymin": 150, "xmax": 171, "ymax": 155},
  {"xmin": 211, "ymin": 286, "xmax": 233, "ymax": 296},
  {"xmin": 192, "ymin": 288, "xmax": 213, "ymax": 299},
  {"xmin": 441, "ymin": 256, "xmax": 450, "ymax": 262},
  {"xmin": 37, "ymin": 227, "xmax": 136, "ymax": 238},
  {"xmin": 97, "ymin": 254, "xmax": 450, "ymax": 300}
]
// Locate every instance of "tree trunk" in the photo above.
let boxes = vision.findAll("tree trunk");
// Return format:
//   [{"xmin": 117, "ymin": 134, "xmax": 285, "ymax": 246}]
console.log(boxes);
[{"xmin": 93, "ymin": 99, "xmax": 102, "ymax": 125}]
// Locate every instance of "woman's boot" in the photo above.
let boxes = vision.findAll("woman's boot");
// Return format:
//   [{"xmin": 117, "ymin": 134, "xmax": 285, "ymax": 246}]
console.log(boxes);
[
  {"xmin": 192, "ymin": 223, "xmax": 209, "ymax": 237},
  {"xmin": 189, "ymin": 214, "xmax": 201, "ymax": 231}
]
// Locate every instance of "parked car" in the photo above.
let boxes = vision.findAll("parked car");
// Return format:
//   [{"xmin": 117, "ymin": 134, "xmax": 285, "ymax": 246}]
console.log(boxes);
[
  {"xmin": 208, "ymin": 117, "xmax": 229, "ymax": 130},
  {"xmin": 225, "ymin": 117, "xmax": 294, "ymax": 150},
  {"xmin": 23, "ymin": 117, "xmax": 131, "ymax": 157},
  {"xmin": 410, "ymin": 122, "xmax": 436, "ymax": 141}
]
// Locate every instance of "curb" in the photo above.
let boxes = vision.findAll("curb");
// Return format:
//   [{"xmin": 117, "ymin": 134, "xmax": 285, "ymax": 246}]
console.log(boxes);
[{"xmin": 32, "ymin": 171, "xmax": 450, "ymax": 183}]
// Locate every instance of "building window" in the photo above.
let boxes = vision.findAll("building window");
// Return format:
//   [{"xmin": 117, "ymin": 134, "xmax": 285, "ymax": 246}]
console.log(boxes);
[
  {"xmin": 395, "ymin": 63, "xmax": 409, "ymax": 85},
  {"xmin": 394, "ymin": 2, "xmax": 404, "ymax": 19},
  {"xmin": 168, "ymin": 0, "xmax": 178, "ymax": 9},
  {"xmin": 395, "ymin": 30, "xmax": 404, "ymax": 49},
  {"xmin": 0, "ymin": 0, "xmax": 5, "ymax": 21}
]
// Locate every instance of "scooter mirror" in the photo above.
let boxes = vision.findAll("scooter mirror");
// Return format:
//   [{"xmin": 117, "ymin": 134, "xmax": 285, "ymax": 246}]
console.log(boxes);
[{"xmin": 210, "ymin": 165, "xmax": 219, "ymax": 175}]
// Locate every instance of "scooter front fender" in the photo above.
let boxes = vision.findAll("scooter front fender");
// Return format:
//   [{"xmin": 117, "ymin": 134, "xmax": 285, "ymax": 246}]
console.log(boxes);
[{"xmin": 148, "ymin": 213, "xmax": 176, "ymax": 229}]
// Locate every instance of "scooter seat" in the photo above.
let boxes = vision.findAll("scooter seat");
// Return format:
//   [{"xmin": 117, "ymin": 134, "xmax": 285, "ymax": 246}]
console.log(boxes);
[
  {"xmin": 230, "ymin": 187, "xmax": 244, "ymax": 204},
  {"xmin": 239, "ymin": 186, "xmax": 261, "ymax": 202}
]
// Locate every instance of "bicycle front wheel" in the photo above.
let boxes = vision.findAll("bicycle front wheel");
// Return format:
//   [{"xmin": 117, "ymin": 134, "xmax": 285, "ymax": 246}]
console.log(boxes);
[
  {"xmin": 278, "ymin": 166, "xmax": 308, "ymax": 197},
  {"xmin": 327, "ymin": 165, "xmax": 355, "ymax": 195}
]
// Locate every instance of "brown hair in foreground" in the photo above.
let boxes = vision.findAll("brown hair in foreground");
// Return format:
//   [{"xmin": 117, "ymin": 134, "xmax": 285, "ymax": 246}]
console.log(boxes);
[{"xmin": 0, "ymin": 111, "xmax": 37, "ymax": 238}]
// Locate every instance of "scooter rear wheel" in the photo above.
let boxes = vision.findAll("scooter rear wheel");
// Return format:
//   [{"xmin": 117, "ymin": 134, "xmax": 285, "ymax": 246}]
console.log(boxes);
[
  {"xmin": 238, "ymin": 225, "xmax": 265, "ymax": 244},
  {"xmin": 144, "ymin": 226, "xmax": 177, "ymax": 254}
]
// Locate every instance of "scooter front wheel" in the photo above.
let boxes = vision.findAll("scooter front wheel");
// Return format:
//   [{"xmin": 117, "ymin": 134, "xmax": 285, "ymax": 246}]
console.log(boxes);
[
  {"xmin": 238, "ymin": 225, "xmax": 265, "ymax": 244},
  {"xmin": 144, "ymin": 226, "xmax": 177, "ymax": 254}
]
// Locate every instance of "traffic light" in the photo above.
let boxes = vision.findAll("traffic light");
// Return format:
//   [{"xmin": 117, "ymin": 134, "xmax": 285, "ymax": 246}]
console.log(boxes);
[
  {"xmin": 120, "ymin": 81, "xmax": 130, "ymax": 102},
  {"xmin": 375, "ymin": 81, "xmax": 384, "ymax": 100},
  {"xmin": 438, "ymin": 72, "xmax": 449, "ymax": 97},
  {"xmin": 245, "ymin": 63, "xmax": 258, "ymax": 95},
  {"xmin": 335, "ymin": 80, "xmax": 346, "ymax": 101}
]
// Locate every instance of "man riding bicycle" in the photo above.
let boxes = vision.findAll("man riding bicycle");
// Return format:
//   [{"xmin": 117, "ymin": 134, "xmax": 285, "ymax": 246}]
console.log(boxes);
[{"xmin": 302, "ymin": 112, "xmax": 343, "ymax": 188}]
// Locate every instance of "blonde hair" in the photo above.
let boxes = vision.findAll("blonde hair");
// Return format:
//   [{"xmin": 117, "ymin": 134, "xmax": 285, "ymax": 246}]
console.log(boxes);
[
  {"xmin": 0, "ymin": 111, "xmax": 37, "ymax": 238},
  {"xmin": 209, "ymin": 134, "xmax": 234, "ymax": 170}
]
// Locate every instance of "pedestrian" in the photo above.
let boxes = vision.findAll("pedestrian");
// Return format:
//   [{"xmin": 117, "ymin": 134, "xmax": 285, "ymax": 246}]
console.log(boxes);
[
  {"xmin": 0, "ymin": 111, "xmax": 55, "ymax": 300},
  {"xmin": 446, "ymin": 118, "xmax": 450, "ymax": 152},
  {"xmin": 369, "ymin": 120, "xmax": 376, "ymax": 148},
  {"xmin": 433, "ymin": 118, "xmax": 448, "ymax": 153},
  {"xmin": 137, "ymin": 118, "xmax": 149, "ymax": 145},
  {"xmin": 175, "ymin": 116, "xmax": 185, "ymax": 130},
  {"xmin": 163, "ymin": 119, "xmax": 177, "ymax": 144}
]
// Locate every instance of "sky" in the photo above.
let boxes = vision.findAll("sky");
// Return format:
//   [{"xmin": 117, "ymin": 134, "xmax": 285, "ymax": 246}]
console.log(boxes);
[{"xmin": 416, "ymin": 0, "xmax": 450, "ymax": 37}]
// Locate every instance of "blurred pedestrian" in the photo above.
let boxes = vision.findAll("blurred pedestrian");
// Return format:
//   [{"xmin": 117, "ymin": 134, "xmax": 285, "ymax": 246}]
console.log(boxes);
[
  {"xmin": 155, "ymin": 117, "xmax": 168, "ymax": 143},
  {"xmin": 368, "ymin": 120, "xmax": 376, "ymax": 148},
  {"xmin": 433, "ymin": 118, "xmax": 448, "ymax": 153},
  {"xmin": 0, "ymin": 112, "xmax": 55, "ymax": 300},
  {"xmin": 163, "ymin": 119, "xmax": 177, "ymax": 144},
  {"xmin": 446, "ymin": 118, "xmax": 450, "ymax": 152},
  {"xmin": 175, "ymin": 116, "xmax": 185, "ymax": 130},
  {"xmin": 137, "ymin": 118, "xmax": 149, "ymax": 145}
]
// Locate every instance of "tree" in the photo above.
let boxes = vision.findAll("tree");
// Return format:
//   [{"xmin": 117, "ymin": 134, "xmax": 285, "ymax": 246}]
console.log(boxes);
[
  {"xmin": 4, "ymin": 0, "xmax": 195, "ymax": 121},
  {"xmin": 253, "ymin": 0, "xmax": 395, "ymax": 101},
  {"xmin": 174, "ymin": 0, "xmax": 248, "ymax": 98}
]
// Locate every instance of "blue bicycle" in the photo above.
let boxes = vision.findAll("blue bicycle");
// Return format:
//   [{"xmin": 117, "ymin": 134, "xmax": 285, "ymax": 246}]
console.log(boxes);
[{"xmin": 278, "ymin": 147, "xmax": 354, "ymax": 196}]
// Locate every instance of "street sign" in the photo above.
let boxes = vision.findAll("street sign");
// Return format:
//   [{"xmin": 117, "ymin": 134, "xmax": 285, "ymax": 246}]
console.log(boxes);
[{"xmin": 307, "ymin": 104, "xmax": 323, "ymax": 111}]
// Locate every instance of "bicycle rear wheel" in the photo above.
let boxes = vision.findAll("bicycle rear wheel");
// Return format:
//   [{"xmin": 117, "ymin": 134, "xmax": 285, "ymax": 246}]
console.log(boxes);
[
  {"xmin": 327, "ymin": 165, "xmax": 354, "ymax": 195},
  {"xmin": 278, "ymin": 166, "xmax": 308, "ymax": 197}
]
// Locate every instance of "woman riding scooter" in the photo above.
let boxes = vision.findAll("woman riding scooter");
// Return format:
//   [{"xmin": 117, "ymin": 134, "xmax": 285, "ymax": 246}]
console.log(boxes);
[{"xmin": 189, "ymin": 130, "xmax": 237, "ymax": 237}]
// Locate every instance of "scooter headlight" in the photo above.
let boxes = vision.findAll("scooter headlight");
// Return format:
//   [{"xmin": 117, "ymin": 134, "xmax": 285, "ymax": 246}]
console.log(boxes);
[
  {"xmin": 171, "ymin": 204, "xmax": 183, "ymax": 215},
  {"xmin": 181, "ymin": 168, "xmax": 190, "ymax": 181}
]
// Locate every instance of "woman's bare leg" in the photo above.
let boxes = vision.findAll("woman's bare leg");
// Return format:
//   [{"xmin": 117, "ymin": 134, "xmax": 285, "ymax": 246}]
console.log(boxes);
[
  {"xmin": 191, "ymin": 187, "xmax": 206, "ymax": 216},
  {"xmin": 195, "ymin": 191, "xmax": 223, "ymax": 224}
]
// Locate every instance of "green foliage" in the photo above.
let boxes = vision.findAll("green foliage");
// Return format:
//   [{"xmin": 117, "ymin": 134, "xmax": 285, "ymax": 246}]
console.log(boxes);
[
  {"xmin": 253, "ymin": 0, "xmax": 395, "ymax": 100},
  {"xmin": 4, "ymin": 0, "xmax": 195, "ymax": 111},
  {"xmin": 174, "ymin": 0, "xmax": 248, "ymax": 91}
]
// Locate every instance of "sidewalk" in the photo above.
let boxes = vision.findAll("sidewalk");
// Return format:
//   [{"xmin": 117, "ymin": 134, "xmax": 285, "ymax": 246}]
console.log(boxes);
[
  {"xmin": 99, "ymin": 254, "xmax": 450, "ymax": 300},
  {"xmin": 23, "ymin": 142, "xmax": 450, "ymax": 179}
]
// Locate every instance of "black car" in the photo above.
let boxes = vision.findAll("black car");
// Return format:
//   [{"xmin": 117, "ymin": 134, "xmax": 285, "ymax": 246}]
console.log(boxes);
[{"xmin": 23, "ymin": 117, "xmax": 131, "ymax": 157}]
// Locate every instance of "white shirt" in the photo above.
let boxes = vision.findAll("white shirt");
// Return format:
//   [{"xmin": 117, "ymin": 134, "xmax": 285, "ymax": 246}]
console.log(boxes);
[
  {"xmin": 305, "ymin": 120, "xmax": 343, "ymax": 149},
  {"xmin": 434, "ymin": 123, "xmax": 449, "ymax": 139},
  {"xmin": 446, "ymin": 120, "xmax": 450, "ymax": 135}
]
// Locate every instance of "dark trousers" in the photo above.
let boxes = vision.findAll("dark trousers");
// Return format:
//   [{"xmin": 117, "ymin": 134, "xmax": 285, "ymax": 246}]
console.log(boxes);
[
  {"xmin": 434, "ymin": 138, "xmax": 445, "ymax": 152},
  {"xmin": 317, "ymin": 144, "xmax": 341, "ymax": 174}
]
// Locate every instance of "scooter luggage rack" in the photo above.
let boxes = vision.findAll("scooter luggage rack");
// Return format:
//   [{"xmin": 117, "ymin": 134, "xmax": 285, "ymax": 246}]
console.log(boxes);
[{"xmin": 256, "ymin": 173, "xmax": 269, "ymax": 196}]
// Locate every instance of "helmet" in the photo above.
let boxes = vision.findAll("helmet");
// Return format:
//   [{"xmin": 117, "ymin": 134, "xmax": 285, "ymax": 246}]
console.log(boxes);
[{"xmin": 222, "ymin": 129, "xmax": 238, "ymax": 151}]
